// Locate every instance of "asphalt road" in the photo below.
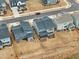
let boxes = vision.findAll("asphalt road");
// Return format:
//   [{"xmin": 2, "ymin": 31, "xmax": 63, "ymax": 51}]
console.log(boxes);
[{"xmin": 0, "ymin": 0, "xmax": 79, "ymax": 24}]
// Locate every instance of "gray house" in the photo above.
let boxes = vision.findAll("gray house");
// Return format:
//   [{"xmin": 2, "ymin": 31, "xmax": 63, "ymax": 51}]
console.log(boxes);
[
  {"xmin": 12, "ymin": 21, "xmax": 33, "ymax": 42},
  {"xmin": 71, "ymin": 12, "xmax": 79, "ymax": 29},
  {"xmin": 0, "ymin": 24, "xmax": 11, "ymax": 49},
  {"xmin": 42, "ymin": 0, "xmax": 59, "ymax": 5},
  {"xmin": 9, "ymin": 0, "xmax": 27, "ymax": 12},
  {"xmin": 55, "ymin": 14, "xmax": 75, "ymax": 31},
  {"xmin": 33, "ymin": 16, "xmax": 56, "ymax": 38},
  {"xmin": 20, "ymin": 21, "xmax": 33, "ymax": 41},
  {"xmin": 0, "ymin": 0, "xmax": 7, "ymax": 15}
]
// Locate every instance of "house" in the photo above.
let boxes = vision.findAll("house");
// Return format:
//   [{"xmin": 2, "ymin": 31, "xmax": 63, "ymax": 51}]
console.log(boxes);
[
  {"xmin": 12, "ymin": 21, "xmax": 33, "ymax": 42},
  {"xmin": 0, "ymin": 0, "xmax": 7, "ymax": 15},
  {"xmin": 12, "ymin": 23, "xmax": 25, "ymax": 42},
  {"xmin": 20, "ymin": 21, "xmax": 33, "ymax": 41},
  {"xmin": 71, "ymin": 12, "xmax": 79, "ymax": 29},
  {"xmin": 42, "ymin": 0, "xmax": 59, "ymax": 5},
  {"xmin": 0, "ymin": 24, "xmax": 11, "ymax": 49},
  {"xmin": 33, "ymin": 16, "xmax": 56, "ymax": 38},
  {"xmin": 9, "ymin": 0, "xmax": 27, "ymax": 12},
  {"xmin": 55, "ymin": 14, "xmax": 75, "ymax": 31}
]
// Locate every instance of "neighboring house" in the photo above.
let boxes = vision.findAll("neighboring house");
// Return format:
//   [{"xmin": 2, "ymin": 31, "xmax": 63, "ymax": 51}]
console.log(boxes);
[
  {"xmin": 12, "ymin": 23, "xmax": 25, "ymax": 42},
  {"xmin": 55, "ymin": 14, "xmax": 75, "ymax": 31},
  {"xmin": 42, "ymin": 0, "xmax": 59, "ymax": 5},
  {"xmin": 0, "ymin": 24, "xmax": 11, "ymax": 49},
  {"xmin": 0, "ymin": 0, "xmax": 7, "ymax": 15},
  {"xmin": 20, "ymin": 21, "xmax": 33, "ymax": 41},
  {"xmin": 9, "ymin": 0, "xmax": 27, "ymax": 12},
  {"xmin": 12, "ymin": 21, "xmax": 33, "ymax": 42},
  {"xmin": 33, "ymin": 16, "xmax": 56, "ymax": 38},
  {"xmin": 71, "ymin": 12, "xmax": 79, "ymax": 29}
]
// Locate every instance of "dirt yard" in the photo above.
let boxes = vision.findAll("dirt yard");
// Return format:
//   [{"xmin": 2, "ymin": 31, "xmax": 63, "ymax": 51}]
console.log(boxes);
[
  {"xmin": 27, "ymin": 0, "xmax": 67, "ymax": 11},
  {"xmin": 0, "ymin": 24, "xmax": 79, "ymax": 59},
  {"xmin": 0, "ymin": 46, "xmax": 16, "ymax": 59},
  {"xmin": 4, "ymin": 29, "xmax": 79, "ymax": 59}
]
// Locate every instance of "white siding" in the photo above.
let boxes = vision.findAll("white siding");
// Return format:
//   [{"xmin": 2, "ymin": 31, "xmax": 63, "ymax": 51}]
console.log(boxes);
[{"xmin": 57, "ymin": 24, "xmax": 65, "ymax": 30}]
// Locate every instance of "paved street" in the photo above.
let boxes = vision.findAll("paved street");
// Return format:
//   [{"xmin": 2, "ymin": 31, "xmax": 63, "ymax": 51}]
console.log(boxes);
[{"xmin": 0, "ymin": 0, "xmax": 79, "ymax": 24}]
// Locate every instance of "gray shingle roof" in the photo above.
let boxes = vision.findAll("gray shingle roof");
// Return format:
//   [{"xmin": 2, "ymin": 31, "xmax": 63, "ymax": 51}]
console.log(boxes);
[
  {"xmin": 0, "ymin": 24, "xmax": 9, "ymax": 39},
  {"xmin": 34, "ymin": 19, "xmax": 46, "ymax": 31},
  {"xmin": 20, "ymin": 21, "xmax": 33, "ymax": 38},
  {"xmin": 39, "ymin": 31, "xmax": 48, "ymax": 37},
  {"xmin": 34, "ymin": 16, "xmax": 56, "ymax": 32},
  {"xmin": 12, "ymin": 21, "xmax": 33, "ymax": 41},
  {"xmin": 33, "ymin": 16, "xmax": 56, "ymax": 37},
  {"xmin": 43, "ymin": 17, "xmax": 56, "ymax": 29},
  {"xmin": 20, "ymin": 21, "xmax": 32, "ymax": 32},
  {"xmin": 12, "ymin": 25, "xmax": 23, "ymax": 35},
  {"xmin": 12, "ymin": 24, "xmax": 26, "ymax": 41}
]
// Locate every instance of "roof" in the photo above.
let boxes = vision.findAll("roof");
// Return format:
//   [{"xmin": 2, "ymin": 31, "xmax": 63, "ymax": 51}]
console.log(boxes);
[
  {"xmin": 34, "ymin": 16, "xmax": 56, "ymax": 32},
  {"xmin": 55, "ymin": 14, "xmax": 73, "ymax": 24},
  {"xmin": 43, "ymin": 17, "xmax": 56, "ymax": 30},
  {"xmin": 39, "ymin": 31, "xmax": 48, "ymax": 37},
  {"xmin": 12, "ymin": 24, "xmax": 26, "ymax": 40},
  {"xmin": 20, "ymin": 21, "xmax": 32, "ymax": 32},
  {"xmin": 0, "ymin": 24, "xmax": 9, "ymax": 39},
  {"xmin": 20, "ymin": 21, "xmax": 33, "ymax": 38},
  {"xmin": 12, "ymin": 21, "xmax": 33, "ymax": 40},
  {"xmin": 10, "ymin": 0, "xmax": 27, "ymax": 7},
  {"xmin": 34, "ymin": 18, "xmax": 46, "ymax": 31},
  {"xmin": 12, "ymin": 25, "xmax": 23, "ymax": 34}
]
